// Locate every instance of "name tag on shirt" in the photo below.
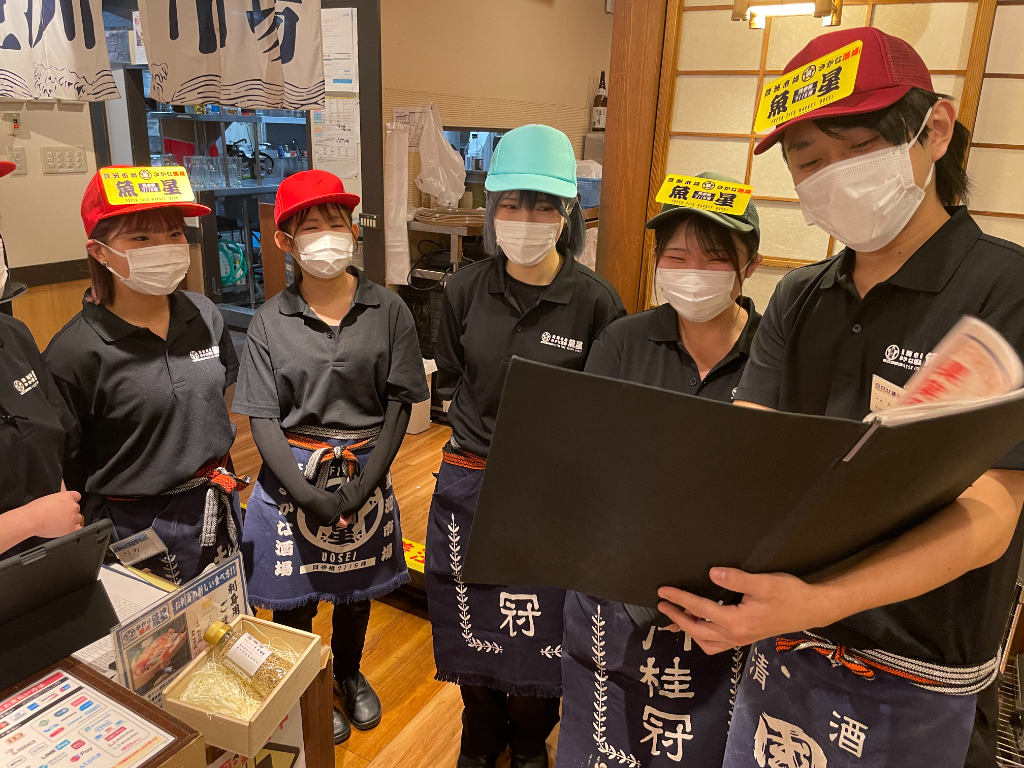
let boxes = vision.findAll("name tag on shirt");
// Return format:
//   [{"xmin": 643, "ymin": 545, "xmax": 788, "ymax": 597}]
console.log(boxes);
[
  {"xmin": 110, "ymin": 527, "xmax": 168, "ymax": 565},
  {"xmin": 870, "ymin": 374, "xmax": 906, "ymax": 413}
]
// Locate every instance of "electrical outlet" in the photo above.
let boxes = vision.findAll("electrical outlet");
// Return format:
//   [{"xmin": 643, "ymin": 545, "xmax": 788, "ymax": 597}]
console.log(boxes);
[
  {"xmin": 40, "ymin": 145, "xmax": 87, "ymax": 174},
  {"xmin": 2, "ymin": 113, "xmax": 21, "ymax": 137},
  {"xmin": 7, "ymin": 147, "xmax": 27, "ymax": 176}
]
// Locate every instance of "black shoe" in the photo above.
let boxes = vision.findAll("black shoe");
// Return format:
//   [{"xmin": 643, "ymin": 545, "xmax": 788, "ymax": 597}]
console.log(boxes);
[
  {"xmin": 332, "ymin": 706, "xmax": 350, "ymax": 744},
  {"xmin": 455, "ymin": 754, "xmax": 497, "ymax": 768},
  {"xmin": 337, "ymin": 672, "xmax": 382, "ymax": 730},
  {"xmin": 510, "ymin": 754, "xmax": 548, "ymax": 768}
]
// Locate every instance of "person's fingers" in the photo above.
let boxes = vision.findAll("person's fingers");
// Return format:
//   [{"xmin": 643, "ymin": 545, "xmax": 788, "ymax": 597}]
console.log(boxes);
[
  {"xmin": 657, "ymin": 586, "xmax": 732, "ymax": 624},
  {"xmin": 67, "ymin": 490, "xmax": 82, "ymax": 502},
  {"xmin": 709, "ymin": 566, "xmax": 763, "ymax": 594},
  {"xmin": 657, "ymin": 602, "xmax": 731, "ymax": 646}
]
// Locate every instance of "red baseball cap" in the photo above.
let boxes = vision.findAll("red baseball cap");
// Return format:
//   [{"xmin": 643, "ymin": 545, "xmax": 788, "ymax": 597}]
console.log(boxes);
[
  {"xmin": 0, "ymin": 161, "xmax": 15, "ymax": 178},
  {"xmin": 754, "ymin": 28, "xmax": 933, "ymax": 155},
  {"xmin": 81, "ymin": 167, "xmax": 212, "ymax": 237},
  {"xmin": 274, "ymin": 169, "xmax": 360, "ymax": 226}
]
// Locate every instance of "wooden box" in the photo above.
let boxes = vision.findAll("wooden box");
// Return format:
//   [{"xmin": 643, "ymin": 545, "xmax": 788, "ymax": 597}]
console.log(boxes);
[{"xmin": 162, "ymin": 616, "xmax": 321, "ymax": 758}]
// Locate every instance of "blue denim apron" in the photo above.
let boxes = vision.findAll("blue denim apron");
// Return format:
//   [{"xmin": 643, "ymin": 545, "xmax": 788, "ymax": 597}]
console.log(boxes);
[
  {"xmin": 556, "ymin": 591, "xmax": 746, "ymax": 767},
  {"xmin": 425, "ymin": 452, "xmax": 565, "ymax": 697},
  {"xmin": 723, "ymin": 633, "xmax": 992, "ymax": 768},
  {"xmin": 105, "ymin": 461, "xmax": 246, "ymax": 585},
  {"xmin": 242, "ymin": 427, "xmax": 409, "ymax": 609}
]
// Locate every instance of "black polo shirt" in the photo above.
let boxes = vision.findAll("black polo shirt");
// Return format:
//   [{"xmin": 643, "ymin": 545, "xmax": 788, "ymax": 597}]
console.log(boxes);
[
  {"xmin": 436, "ymin": 254, "xmax": 626, "ymax": 458},
  {"xmin": 0, "ymin": 315, "xmax": 78, "ymax": 534},
  {"xmin": 233, "ymin": 267, "xmax": 429, "ymax": 431},
  {"xmin": 44, "ymin": 290, "xmax": 238, "ymax": 498},
  {"xmin": 735, "ymin": 207, "xmax": 1024, "ymax": 666},
  {"xmin": 585, "ymin": 297, "xmax": 760, "ymax": 402}
]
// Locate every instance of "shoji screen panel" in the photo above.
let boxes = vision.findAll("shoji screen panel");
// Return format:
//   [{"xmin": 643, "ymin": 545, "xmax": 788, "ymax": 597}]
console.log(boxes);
[
  {"xmin": 648, "ymin": 0, "xmax": 995, "ymax": 307},
  {"xmin": 968, "ymin": 1, "xmax": 1024, "ymax": 246}
]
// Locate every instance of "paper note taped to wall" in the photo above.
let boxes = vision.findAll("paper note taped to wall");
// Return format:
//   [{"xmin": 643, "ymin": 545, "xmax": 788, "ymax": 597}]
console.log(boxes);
[
  {"xmin": 654, "ymin": 175, "xmax": 753, "ymax": 216},
  {"xmin": 392, "ymin": 107, "xmax": 429, "ymax": 150},
  {"xmin": 101, "ymin": 167, "xmax": 194, "ymax": 205},
  {"xmin": 322, "ymin": 7, "xmax": 358, "ymax": 91},
  {"xmin": 754, "ymin": 40, "xmax": 862, "ymax": 133},
  {"xmin": 313, "ymin": 96, "xmax": 360, "ymax": 178}
]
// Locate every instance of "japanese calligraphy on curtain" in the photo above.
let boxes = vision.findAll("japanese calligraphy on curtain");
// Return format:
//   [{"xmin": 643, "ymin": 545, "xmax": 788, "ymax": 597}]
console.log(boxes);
[
  {"xmin": 136, "ymin": 0, "xmax": 325, "ymax": 109},
  {"xmin": 0, "ymin": 0, "xmax": 117, "ymax": 100}
]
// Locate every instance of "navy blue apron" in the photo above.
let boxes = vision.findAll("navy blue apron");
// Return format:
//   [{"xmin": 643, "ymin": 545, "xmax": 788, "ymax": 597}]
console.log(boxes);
[
  {"xmin": 557, "ymin": 591, "xmax": 745, "ymax": 767},
  {"xmin": 425, "ymin": 452, "xmax": 564, "ymax": 698},
  {"xmin": 723, "ymin": 633, "xmax": 989, "ymax": 768},
  {"xmin": 242, "ymin": 428, "xmax": 409, "ymax": 610},
  {"xmin": 105, "ymin": 460, "xmax": 246, "ymax": 586}
]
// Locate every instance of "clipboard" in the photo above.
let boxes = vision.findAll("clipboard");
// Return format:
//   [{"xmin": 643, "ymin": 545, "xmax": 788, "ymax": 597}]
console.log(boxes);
[{"xmin": 462, "ymin": 358, "xmax": 1024, "ymax": 608}]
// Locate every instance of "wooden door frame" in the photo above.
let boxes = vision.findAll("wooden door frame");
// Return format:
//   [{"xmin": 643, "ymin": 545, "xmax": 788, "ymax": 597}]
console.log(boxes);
[{"xmin": 595, "ymin": 0, "xmax": 672, "ymax": 314}]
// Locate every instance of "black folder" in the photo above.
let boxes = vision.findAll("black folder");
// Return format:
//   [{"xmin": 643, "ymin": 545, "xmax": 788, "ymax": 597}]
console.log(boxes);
[{"xmin": 462, "ymin": 358, "xmax": 1024, "ymax": 609}]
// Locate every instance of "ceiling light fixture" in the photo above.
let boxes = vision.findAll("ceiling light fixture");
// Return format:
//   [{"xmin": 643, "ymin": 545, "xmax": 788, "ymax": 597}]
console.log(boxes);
[{"xmin": 732, "ymin": 0, "xmax": 843, "ymax": 28}]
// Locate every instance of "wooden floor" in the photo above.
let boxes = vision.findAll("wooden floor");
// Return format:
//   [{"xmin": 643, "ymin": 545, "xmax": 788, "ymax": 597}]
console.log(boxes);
[{"xmin": 228, "ymin": 415, "xmax": 559, "ymax": 768}]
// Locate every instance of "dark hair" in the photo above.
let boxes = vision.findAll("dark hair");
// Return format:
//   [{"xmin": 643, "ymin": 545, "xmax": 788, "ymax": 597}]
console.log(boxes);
[
  {"xmin": 279, "ymin": 202, "xmax": 353, "ymax": 237},
  {"xmin": 87, "ymin": 208, "xmax": 187, "ymax": 305},
  {"xmin": 483, "ymin": 189, "xmax": 586, "ymax": 259},
  {"xmin": 783, "ymin": 88, "xmax": 971, "ymax": 207},
  {"xmin": 653, "ymin": 213, "xmax": 759, "ymax": 285}
]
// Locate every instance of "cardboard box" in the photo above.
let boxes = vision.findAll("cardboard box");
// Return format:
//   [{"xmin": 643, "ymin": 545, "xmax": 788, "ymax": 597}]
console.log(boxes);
[
  {"xmin": 162, "ymin": 617, "xmax": 321, "ymax": 758},
  {"xmin": 0, "ymin": 658, "xmax": 205, "ymax": 768}
]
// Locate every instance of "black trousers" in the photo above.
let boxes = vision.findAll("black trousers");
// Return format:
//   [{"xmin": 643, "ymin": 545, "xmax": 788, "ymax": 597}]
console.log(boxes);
[
  {"xmin": 459, "ymin": 685, "xmax": 560, "ymax": 759},
  {"xmin": 273, "ymin": 600, "xmax": 371, "ymax": 681}
]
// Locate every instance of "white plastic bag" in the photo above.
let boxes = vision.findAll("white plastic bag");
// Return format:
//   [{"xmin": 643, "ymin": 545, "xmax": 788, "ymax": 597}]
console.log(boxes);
[
  {"xmin": 415, "ymin": 104, "xmax": 466, "ymax": 208},
  {"xmin": 577, "ymin": 160, "xmax": 603, "ymax": 179},
  {"xmin": 384, "ymin": 121, "xmax": 412, "ymax": 285}
]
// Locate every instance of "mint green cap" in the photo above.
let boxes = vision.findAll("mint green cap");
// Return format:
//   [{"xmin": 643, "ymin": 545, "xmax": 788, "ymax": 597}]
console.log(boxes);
[{"xmin": 485, "ymin": 125, "xmax": 578, "ymax": 199}]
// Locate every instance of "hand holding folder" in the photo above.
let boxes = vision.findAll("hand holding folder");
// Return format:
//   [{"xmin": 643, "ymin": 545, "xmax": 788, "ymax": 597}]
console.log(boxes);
[{"xmin": 462, "ymin": 318, "xmax": 1024, "ymax": 609}]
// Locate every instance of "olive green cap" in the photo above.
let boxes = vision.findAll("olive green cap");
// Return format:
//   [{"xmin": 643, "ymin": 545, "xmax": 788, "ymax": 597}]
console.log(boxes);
[{"xmin": 645, "ymin": 171, "xmax": 760, "ymax": 247}]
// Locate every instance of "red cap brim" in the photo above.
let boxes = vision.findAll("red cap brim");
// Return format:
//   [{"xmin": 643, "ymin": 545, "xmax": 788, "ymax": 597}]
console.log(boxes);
[
  {"xmin": 0, "ymin": 161, "xmax": 16, "ymax": 178},
  {"xmin": 754, "ymin": 83, "xmax": 914, "ymax": 155},
  {"xmin": 87, "ymin": 200, "xmax": 212, "ymax": 236},
  {"xmin": 275, "ymin": 191, "xmax": 361, "ymax": 226}
]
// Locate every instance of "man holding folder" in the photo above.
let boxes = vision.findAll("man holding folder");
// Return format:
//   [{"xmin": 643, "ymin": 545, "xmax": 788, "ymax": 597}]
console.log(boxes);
[{"xmin": 656, "ymin": 28, "xmax": 1024, "ymax": 767}]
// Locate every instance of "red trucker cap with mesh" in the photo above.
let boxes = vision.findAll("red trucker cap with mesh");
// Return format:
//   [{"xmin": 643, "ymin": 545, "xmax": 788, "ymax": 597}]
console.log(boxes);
[{"xmin": 754, "ymin": 27, "xmax": 933, "ymax": 155}]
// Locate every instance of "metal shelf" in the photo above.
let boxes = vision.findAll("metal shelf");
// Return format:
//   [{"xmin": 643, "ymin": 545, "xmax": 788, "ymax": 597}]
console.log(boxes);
[
  {"xmin": 153, "ymin": 113, "xmax": 307, "ymax": 125},
  {"xmin": 408, "ymin": 220, "xmax": 483, "ymax": 237}
]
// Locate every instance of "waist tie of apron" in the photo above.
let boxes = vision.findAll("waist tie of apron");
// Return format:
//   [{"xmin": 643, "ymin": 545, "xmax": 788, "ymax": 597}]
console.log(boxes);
[
  {"xmin": 776, "ymin": 631, "xmax": 998, "ymax": 695},
  {"xmin": 283, "ymin": 425, "xmax": 382, "ymax": 489},
  {"xmin": 108, "ymin": 454, "xmax": 251, "ymax": 549},
  {"xmin": 442, "ymin": 448, "xmax": 487, "ymax": 471}
]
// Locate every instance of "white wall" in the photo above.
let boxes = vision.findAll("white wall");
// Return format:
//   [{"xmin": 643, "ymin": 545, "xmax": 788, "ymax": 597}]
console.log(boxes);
[{"xmin": 0, "ymin": 100, "xmax": 97, "ymax": 268}]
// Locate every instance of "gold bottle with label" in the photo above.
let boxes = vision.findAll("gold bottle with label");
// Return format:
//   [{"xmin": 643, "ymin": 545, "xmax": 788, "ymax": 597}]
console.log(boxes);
[{"xmin": 203, "ymin": 621, "xmax": 293, "ymax": 698}]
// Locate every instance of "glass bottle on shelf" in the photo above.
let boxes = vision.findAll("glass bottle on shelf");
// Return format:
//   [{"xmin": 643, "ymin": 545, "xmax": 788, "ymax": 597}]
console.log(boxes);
[{"xmin": 591, "ymin": 71, "xmax": 608, "ymax": 132}]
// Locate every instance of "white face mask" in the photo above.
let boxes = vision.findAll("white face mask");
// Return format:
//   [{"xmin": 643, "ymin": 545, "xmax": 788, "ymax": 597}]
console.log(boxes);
[
  {"xmin": 99, "ymin": 242, "xmax": 191, "ymax": 295},
  {"xmin": 494, "ymin": 219, "xmax": 562, "ymax": 266},
  {"xmin": 657, "ymin": 268, "xmax": 738, "ymax": 323},
  {"xmin": 292, "ymin": 231, "xmax": 354, "ymax": 279},
  {"xmin": 795, "ymin": 108, "xmax": 935, "ymax": 253}
]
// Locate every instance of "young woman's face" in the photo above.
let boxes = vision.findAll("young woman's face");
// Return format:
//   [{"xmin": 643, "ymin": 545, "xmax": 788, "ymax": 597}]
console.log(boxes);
[
  {"xmin": 276, "ymin": 207, "xmax": 357, "ymax": 255},
  {"xmin": 657, "ymin": 223, "xmax": 741, "ymax": 272},
  {"xmin": 493, "ymin": 191, "xmax": 565, "ymax": 225},
  {"xmin": 88, "ymin": 227, "xmax": 186, "ymax": 280}
]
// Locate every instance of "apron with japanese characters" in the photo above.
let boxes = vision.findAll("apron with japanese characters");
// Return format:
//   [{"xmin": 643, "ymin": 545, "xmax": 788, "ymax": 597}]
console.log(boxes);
[
  {"xmin": 242, "ymin": 426, "xmax": 409, "ymax": 609},
  {"xmin": 556, "ymin": 592, "xmax": 746, "ymax": 767},
  {"xmin": 105, "ymin": 457, "xmax": 247, "ymax": 585},
  {"xmin": 425, "ymin": 448, "xmax": 565, "ymax": 698},
  {"xmin": 723, "ymin": 632, "xmax": 993, "ymax": 768}
]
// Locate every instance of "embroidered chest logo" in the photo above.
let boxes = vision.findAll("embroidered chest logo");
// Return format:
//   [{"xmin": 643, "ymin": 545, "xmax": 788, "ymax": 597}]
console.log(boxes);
[
  {"xmin": 12, "ymin": 370, "xmax": 38, "ymax": 395},
  {"xmin": 540, "ymin": 331, "xmax": 583, "ymax": 353},
  {"xmin": 189, "ymin": 345, "xmax": 220, "ymax": 362},
  {"xmin": 883, "ymin": 344, "xmax": 933, "ymax": 372}
]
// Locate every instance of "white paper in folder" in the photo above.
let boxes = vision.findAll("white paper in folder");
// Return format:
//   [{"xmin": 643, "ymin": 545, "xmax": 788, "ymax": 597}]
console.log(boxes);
[{"xmin": 322, "ymin": 7, "xmax": 358, "ymax": 91}]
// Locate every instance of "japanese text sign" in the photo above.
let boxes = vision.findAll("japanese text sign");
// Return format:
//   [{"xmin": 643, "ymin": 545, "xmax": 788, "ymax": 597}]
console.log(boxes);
[
  {"xmin": 100, "ymin": 167, "xmax": 195, "ymax": 206},
  {"xmin": 754, "ymin": 41, "xmax": 863, "ymax": 133},
  {"xmin": 654, "ymin": 175, "xmax": 753, "ymax": 216}
]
